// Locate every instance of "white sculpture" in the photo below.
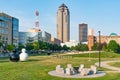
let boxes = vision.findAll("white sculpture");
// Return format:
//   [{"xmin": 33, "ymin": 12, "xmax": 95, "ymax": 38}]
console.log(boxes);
[
  {"xmin": 19, "ymin": 48, "xmax": 28, "ymax": 61},
  {"xmin": 56, "ymin": 65, "xmax": 64, "ymax": 74},
  {"xmin": 80, "ymin": 68, "xmax": 90, "ymax": 76},
  {"xmin": 66, "ymin": 68, "xmax": 73, "ymax": 75},
  {"xmin": 79, "ymin": 64, "xmax": 85, "ymax": 72},
  {"xmin": 90, "ymin": 65, "xmax": 97, "ymax": 74}
]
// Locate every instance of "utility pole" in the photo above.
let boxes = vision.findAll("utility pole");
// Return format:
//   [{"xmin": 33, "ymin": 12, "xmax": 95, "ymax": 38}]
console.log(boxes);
[{"xmin": 98, "ymin": 31, "xmax": 101, "ymax": 67}]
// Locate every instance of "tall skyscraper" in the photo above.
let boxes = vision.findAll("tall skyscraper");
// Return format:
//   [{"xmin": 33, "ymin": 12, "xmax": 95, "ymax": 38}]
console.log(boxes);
[
  {"xmin": 57, "ymin": 3, "xmax": 70, "ymax": 43},
  {"xmin": 79, "ymin": 23, "xmax": 88, "ymax": 43}
]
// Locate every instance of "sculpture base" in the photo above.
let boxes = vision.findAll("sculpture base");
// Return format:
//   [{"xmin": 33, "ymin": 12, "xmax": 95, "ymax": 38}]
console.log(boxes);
[{"xmin": 48, "ymin": 70, "xmax": 106, "ymax": 78}]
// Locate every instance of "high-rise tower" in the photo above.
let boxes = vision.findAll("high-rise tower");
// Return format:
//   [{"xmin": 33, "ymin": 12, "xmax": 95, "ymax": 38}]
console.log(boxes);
[
  {"xmin": 57, "ymin": 3, "xmax": 70, "ymax": 43},
  {"xmin": 79, "ymin": 23, "xmax": 88, "ymax": 43}
]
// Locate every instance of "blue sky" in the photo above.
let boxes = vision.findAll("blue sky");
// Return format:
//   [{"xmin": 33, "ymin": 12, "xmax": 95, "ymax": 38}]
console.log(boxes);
[{"xmin": 0, "ymin": 0, "xmax": 120, "ymax": 41}]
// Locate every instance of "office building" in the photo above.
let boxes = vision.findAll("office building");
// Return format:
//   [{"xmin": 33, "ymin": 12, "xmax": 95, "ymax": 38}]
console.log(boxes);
[
  {"xmin": 88, "ymin": 31, "xmax": 120, "ymax": 50},
  {"xmin": 57, "ymin": 3, "xmax": 70, "ymax": 43},
  {"xmin": 0, "ymin": 12, "xmax": 19, "ymax": 46},
  {"xmin": 88, "ymin": 29, "xmax": 95, "ymax": 50},
  {"xmin": 79, "ymin": 23, "xmax": 88, "ymax": 43},
  {"xmin": 19, "ymin": 31, "xmax": 51, "ymax": 45},
  {"xmin": 51, "ymin": 37, "xmax": 61, "ymax": 46}
]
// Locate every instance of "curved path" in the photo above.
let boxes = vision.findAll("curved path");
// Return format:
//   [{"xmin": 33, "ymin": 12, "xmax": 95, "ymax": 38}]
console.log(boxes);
[{"xmin": 95, "ymin": 60, "xmax": 120, "ymax": 72}]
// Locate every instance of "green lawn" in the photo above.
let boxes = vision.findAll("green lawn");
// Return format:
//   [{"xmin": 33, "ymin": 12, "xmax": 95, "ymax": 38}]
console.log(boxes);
[
  {"xmin": 109, "ymin": 62, "xmax": 120, "ymax": 68},
  {"xmin": 0, "ymin": 52, "xmax": 120, "ymax": 80}
]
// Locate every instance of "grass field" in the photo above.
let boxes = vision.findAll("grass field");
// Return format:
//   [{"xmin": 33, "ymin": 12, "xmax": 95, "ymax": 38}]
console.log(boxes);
[
  {"xmin": 109, "ymin": 62, "xmax": 120, "ymax": 68},
  {"xmin": 0, "ymin": 52, "xmax": 120, "ymax": 80}
]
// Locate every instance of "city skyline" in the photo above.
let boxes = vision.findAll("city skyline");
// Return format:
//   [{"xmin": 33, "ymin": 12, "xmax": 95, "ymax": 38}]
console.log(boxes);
[{"xmin": 0, "ymin": 0, "xmax": 120, "ymax": 41}]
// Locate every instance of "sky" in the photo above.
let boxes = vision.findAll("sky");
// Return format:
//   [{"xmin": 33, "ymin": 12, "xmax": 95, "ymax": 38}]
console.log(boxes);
[{"xmin": 0, "ymin": 0, "xmax": 120, "ymax": 41}]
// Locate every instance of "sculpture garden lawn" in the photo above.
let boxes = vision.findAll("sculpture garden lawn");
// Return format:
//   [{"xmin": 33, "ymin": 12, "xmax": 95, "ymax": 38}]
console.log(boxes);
[{"xmin": 0, "ymin": 52, "xmax": 120, "ymax": 80}]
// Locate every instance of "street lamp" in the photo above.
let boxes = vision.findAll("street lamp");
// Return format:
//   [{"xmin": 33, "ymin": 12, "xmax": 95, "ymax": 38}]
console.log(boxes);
[{"xmin": 98, "ymin": 31, "xmax": 101, "ymax": 67}]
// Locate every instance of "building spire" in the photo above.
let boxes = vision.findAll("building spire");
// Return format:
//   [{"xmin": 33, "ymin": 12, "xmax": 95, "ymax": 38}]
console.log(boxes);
[{"xmin": 59, "ymin": 3, "xmax": 68, "ymax": 8}]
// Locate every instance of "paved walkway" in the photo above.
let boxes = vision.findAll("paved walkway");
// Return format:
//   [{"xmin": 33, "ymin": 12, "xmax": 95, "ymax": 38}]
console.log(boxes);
[
  {"xmin": 66, "ymin": 51, "xmax": 100, "ymax": 55},
  {"xmin": 95, "ymin": 60, "xmax": 120, "ymax": 72}
]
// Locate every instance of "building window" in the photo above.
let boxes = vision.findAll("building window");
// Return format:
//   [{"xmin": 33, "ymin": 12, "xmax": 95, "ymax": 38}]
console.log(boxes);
[{"xmin": 5, "ymin": 23, "xmax": 8, "ymax": 28}]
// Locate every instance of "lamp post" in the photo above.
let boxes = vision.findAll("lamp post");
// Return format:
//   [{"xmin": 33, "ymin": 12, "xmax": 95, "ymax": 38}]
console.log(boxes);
[{"xmin": 98, "ymin": 31, "xmax": 101, "ymax": 67}]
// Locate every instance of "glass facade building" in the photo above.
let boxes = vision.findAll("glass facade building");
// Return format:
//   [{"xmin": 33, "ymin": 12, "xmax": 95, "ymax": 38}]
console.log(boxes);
[
  {"xmin": 0, "ymin": 12, "xmax": 19, "ymax": 46},
  {"xmin": 12, "ymin": 17, "xmax": 19, "ymax": 46},
  {"xmin": 19, "ymin": 31, "xmax": 51, "ymax": 45}
]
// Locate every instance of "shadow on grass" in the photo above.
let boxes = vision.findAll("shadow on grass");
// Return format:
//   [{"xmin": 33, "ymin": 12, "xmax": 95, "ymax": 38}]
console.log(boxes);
[
  {"xmin": 27, "ymin": 59, "xmax": 40, "ymax": 62},
  {"xmin": 0, "ymin": 58, "xmax": 47, "ymax": 63},
  {"xmin": 0, "ymin": 59, "xmax": 40, "ymax": 63},
  {"xmin": 0, "ymin": 60, "xmax": 9, "ymax": 63}
]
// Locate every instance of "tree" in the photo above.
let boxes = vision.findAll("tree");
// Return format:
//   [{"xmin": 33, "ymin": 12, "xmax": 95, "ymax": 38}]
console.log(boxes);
[
  {"xmin": 26, "ymin": 43, "xmax": 34, "ymax": 51},
  {"xmin": 6, "ymin": 45, "xmax": 15, "ymax": 52},
  {"xmin": 92, "ymin": 43, "xmax": 99, "ymax": 50},
  {"xmin": 33, "ymin": 42, "xmax": 39, "ymax": 50},
  {"xmin": 102, "ymin": 45, "xmax": 107, "ymax": 51},
  {"xmin": 63, "ymin": 45, "xmax": 69, "ymax": 51},
  {"xmin": 38, "ymin": 41, "xmax": 44, "ymax": 50},
  {"xmin": 18, "ymin": 44, "xmax": 25, "ymax": 51},
  {"xmin": 58, "ymin": 45, "xmax": 62, "ymax": 51},
  {"xmin": 108, "ymin": 40, "xmax": 119, "ymax": 52},
  {"xmin": 42, "ymin": 42, "xmax": 48, "ymax": 50},
  {"xmin": 80, "ymin": 44, "xmax": 88, "ymax": 51},
  {"xmin": 71, "ymin": 46, "xmax": 75, "ymax": 50},
  {"xmin": 75, "ymin": 44, "xmax": 81, "ymax": 51}
]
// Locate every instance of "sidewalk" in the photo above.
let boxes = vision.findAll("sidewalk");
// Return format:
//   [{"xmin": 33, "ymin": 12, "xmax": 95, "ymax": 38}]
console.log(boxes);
[{"xmin": 95, "ymin": 60, "xmax": 120, "ymax": 72}]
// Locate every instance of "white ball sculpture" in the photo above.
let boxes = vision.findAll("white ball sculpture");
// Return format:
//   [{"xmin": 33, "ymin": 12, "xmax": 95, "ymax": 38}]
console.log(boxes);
[{"xmin": 19, "ymin": 48, "xmax": 28, "ymax": 61}]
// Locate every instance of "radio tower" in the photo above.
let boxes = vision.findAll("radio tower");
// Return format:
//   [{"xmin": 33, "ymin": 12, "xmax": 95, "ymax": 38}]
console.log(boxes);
[{"xmin": 35, "ymin": 10, "xmax": 40, "ymax": 32}]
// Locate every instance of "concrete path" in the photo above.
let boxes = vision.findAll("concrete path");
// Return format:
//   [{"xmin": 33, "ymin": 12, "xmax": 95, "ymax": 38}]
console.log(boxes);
[
  {"xmin": 65, "ymin": 51, "xmax": 100, "ymax": 55},
  {"xmin": 95, "ymin": 60, "xmax": 120, "ymax": 72}
]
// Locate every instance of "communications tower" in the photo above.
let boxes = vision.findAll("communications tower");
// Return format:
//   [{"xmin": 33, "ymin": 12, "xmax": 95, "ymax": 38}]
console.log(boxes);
[{"xmin": 35, "ymin": 10, "xmax": 40, "ymax": 32}]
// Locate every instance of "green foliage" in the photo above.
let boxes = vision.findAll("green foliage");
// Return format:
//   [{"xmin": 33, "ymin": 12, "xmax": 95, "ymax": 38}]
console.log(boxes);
[
  {"xmin": 49, "ymin": 44, "xmax": 62, "ymax": 51},
  {"xmin": 70, "ymin": 46, "xmax": 75, "ymax": 50},
  {"xmin": 0, "ymin": 41, "xmax": 3, "ymax": 47},
  {"xmin": 38, "ymin": 41, "xmax": 44, "ymax": 50},
  {"xmin": 102, "ymin": 45, "xmax": 107, "ymax": 51},
  {"xmin": 18, "ymin": 44, "xmax": 25, "ymax": 51},
  {"xmin": 33, "ymin": 42, "xmax": 39, "ymax": 50},
  {"xmin": 70, "ymin": 44, "xmax": 88, "ymax": 51},
  {"xmin": 62, "ymin": 45, "xmax": 69, "ymax": 50},
  {"xmin": 107, "ymin": 40, "xmax": 120, "ymax": 53},
  {"xmin": 92, "ymin": 43, "xmax": 99, "ymax": 50},
  {"xmin": 6, "ymin": 45, "xmax": 15, "ymax": 51},
  {"xmin": 80, "ymin": 44, "xmax": 88, "ymax": 51},
  {"xmin": 25, "ymin": 41, "xmax": 64, "ymax": 51},
  {"xmin": 26, "ymin": 43, "xmax": 34, "ymax": 50},
  {"xmin": 75, "ymin": 44, "xmax": 81, "ymax": 51}
]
